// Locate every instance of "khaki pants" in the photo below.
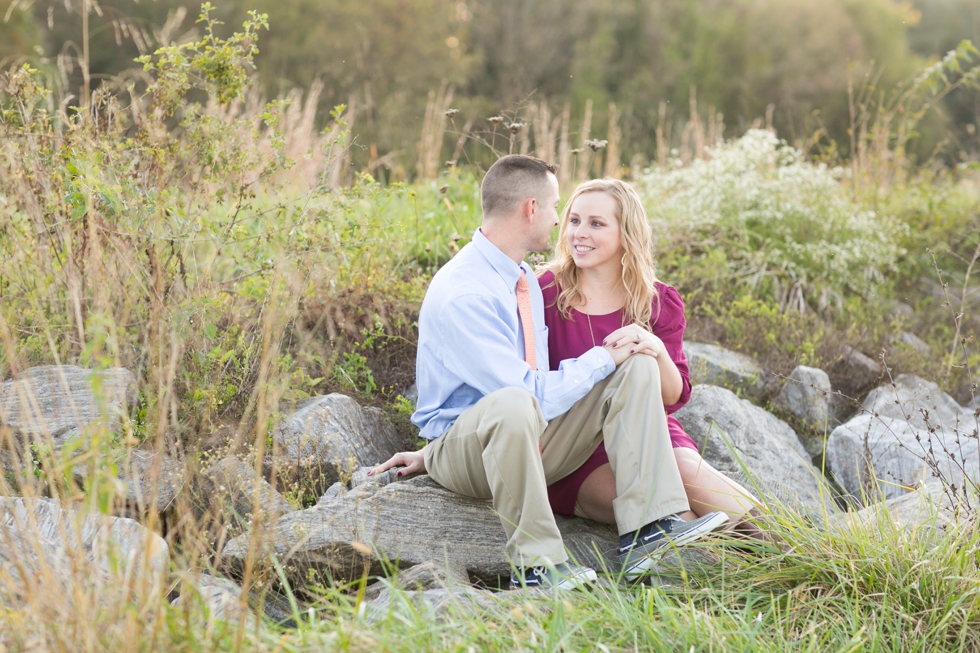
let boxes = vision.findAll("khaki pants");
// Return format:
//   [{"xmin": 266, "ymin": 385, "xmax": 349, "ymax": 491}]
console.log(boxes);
[{"xmin": 423, "ymin": 355, "xmax": 690, "ymax": 567}]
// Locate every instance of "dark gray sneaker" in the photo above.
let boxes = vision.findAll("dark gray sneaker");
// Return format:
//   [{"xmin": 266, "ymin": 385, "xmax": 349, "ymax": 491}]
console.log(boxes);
[
  {"xmin": 511, "ymin": 561, "xmax": 598, "ymax": 590},
  {"xmin": 618, "ymin": 512, "xmax": 729, "ymax": 580}
]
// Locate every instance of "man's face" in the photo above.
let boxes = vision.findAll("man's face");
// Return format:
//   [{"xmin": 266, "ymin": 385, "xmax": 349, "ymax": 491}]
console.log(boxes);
[{"xmin": 528, "ymin": 173, "xmax": 561, "ymax": 252}]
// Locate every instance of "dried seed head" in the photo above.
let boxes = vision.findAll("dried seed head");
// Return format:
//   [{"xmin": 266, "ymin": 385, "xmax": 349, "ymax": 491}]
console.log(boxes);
[
  {"xmin": 508, "ymin": 122, "xmax": 525, "ymax": 134},
  {"xmin": 445, "ymin": 160, "xmax": 455, "ymax": 167},
  {"xmin": 488, "ymin": 116, "xmax": 505, "ymax": 125},
  {"xmin": 444, "ymin": 108, "xmax": 460, "ymax": 117},
  {"xmin": 585, "ymin": 139, "xmax": 608, "ymax": 151},
  {"xmin": 570, "ymin": 148, "xmax": 583, "ymax": 155},
  {"xmin": 439, "ymin": 185, "xmax": 449, "ymax": 194}
]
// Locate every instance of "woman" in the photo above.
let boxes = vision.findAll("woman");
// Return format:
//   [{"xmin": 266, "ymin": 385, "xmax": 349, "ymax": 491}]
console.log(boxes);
[{"xmin": 538, "ymin": 178, "xmax": 763, "ymax": 536}]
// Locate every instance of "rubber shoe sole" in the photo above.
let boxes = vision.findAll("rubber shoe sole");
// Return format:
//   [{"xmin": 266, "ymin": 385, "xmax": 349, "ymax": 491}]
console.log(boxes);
[{"xmin": 620, "ymin": 512, "xmax": 729, "ymax": 580}]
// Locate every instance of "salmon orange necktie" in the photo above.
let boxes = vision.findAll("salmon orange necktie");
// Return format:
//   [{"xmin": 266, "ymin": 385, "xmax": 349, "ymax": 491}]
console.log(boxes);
[{"xmin": 515, "ymin": 270, "xmax": 537, "ymax": 371}]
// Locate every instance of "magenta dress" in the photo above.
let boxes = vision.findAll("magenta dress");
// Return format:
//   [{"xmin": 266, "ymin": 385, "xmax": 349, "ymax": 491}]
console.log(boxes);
[{"xmin": 539, "ymin": 270, "xmax": 698, "ymax": 518}]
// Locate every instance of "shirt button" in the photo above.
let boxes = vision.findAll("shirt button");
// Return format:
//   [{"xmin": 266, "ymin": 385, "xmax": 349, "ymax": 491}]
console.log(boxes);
[{"xmin": 601, "ymin": 366, "xmax": 606, "ymax": 372}]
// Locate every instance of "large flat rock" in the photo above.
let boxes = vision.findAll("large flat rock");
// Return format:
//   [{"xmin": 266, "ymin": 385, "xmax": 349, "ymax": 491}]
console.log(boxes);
[{"xmin": 222, "ymin": 475, "xmax": 621, "ymax": 588}]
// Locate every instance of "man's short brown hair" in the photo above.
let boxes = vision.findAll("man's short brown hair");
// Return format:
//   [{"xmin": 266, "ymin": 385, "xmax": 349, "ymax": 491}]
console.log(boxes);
[{"xmin": 481, "ymin": 155, "xmax": 558, "ymax": 218}]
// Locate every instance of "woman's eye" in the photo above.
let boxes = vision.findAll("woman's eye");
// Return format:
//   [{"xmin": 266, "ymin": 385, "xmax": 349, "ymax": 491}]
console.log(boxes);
[{"xmin": 591, "ymin": 221, "xmax": 602, "ymax": 228}]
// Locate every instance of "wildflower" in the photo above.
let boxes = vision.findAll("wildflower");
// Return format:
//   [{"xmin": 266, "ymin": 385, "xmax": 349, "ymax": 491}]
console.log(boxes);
[
  {"xmin": 444, "ymin": 108, "xmax": 460, "ymax": 118},
  {"xmin": 488, "ymin": 116, "xmax": 505, "ymax": 125},
  {"xmin": 508, "ymin": 122, "xmax": 525, "ymax": 134}
]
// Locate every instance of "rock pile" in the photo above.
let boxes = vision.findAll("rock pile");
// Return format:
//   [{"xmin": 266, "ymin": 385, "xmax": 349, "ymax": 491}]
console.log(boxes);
[{"xmin": 2, "ymin": 351, "xmax": 974, "ymax": 625}]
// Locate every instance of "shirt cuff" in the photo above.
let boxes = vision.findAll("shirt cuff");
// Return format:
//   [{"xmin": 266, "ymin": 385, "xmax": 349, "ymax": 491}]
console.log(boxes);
[{"xmin": 581, "ymin": 346, "xmax": 616, "ymax": 380}]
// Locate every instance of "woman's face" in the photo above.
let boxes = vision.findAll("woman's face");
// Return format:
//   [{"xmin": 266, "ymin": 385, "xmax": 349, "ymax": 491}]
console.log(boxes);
[{"xmin": 565, "ymin": 191, "xmax": 624, "ymax": 273}]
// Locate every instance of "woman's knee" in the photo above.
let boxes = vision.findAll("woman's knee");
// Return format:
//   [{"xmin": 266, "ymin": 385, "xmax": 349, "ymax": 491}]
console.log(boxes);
[{"xmin": 673, "ymin": 447, "xmax": 706, "ymax": 483}]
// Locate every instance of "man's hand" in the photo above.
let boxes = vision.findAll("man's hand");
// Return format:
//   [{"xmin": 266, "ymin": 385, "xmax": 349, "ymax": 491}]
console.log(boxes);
[{"xmin": 367, "ymin": 449, "xmax": 427, "ymax": 477}]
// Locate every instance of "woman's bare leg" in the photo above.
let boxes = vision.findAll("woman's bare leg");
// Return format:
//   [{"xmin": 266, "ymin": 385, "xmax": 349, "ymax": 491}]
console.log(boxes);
[
  {"xmin": 673, "ymin": 447, "xmax": 759, "ymax": 527},
  {"xmin": 576, "ymin": 451, "xmax": 769, "ymax": 540},
  {"xmin": 575, "ymin": 462, "xmax": 698, "ymax": 524},
  {"xmin": 574, "ymin": 463, "xmax": 617, "ymax": 524}
]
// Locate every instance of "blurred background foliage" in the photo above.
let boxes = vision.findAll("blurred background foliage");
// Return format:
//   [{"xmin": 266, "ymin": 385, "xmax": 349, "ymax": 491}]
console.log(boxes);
[{"xmin": 2, "ymin": 0, "xmax": 979, "ymax": 179}]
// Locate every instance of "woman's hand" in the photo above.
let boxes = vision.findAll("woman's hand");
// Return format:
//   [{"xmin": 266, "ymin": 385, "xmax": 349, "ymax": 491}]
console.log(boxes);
[
  {"xmin": 603, "ymin": 323, "xmax": 667, "ymax": 359},
  {"xmin": 368, "ymin": 449, "xmax": 427, "ymax": 477}
]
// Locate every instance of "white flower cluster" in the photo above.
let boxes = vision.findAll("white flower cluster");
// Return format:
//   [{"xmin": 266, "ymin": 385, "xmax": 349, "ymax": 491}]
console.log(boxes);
[{"xmin": 636, "ymin": 130, "xmax": 905, "ymax": 310}]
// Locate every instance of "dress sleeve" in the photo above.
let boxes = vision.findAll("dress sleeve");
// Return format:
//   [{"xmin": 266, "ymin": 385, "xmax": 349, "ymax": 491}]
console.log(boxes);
[{"xmin": 651, "ymin": 284, "xmax": 692, "ymax": 414}]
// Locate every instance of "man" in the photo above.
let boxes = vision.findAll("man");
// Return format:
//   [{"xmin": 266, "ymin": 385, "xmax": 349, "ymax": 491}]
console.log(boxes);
[{"xmin": 370, "ymin": 155, "xmax": 726, "ymax": 589}]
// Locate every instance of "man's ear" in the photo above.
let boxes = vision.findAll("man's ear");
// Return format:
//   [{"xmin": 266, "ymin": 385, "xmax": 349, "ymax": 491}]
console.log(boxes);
[{"xmin": 520, "ymin": 197, "xmax": 538, "ymax": 224}]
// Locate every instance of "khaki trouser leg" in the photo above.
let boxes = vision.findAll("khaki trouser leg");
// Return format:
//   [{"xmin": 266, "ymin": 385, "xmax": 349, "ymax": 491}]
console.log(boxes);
[
  {"xmin": 424, "ymin": 387, "xmax": 565, "ymax": 567},
  {"xmin": 541, "ymin": 355, "xmax": 690, "ymax": 535}
]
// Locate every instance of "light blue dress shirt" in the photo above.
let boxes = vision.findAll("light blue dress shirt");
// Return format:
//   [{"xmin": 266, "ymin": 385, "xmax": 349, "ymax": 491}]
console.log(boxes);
[{"xmin": 412, "ymin": 228, "xmax": 616, "ymax": 440}]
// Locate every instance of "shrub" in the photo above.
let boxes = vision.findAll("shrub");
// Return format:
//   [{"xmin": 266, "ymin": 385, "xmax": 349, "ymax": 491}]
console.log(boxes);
[{"xmin": 638, "ymin": 129, "xmax": 906, "ymax": 312}]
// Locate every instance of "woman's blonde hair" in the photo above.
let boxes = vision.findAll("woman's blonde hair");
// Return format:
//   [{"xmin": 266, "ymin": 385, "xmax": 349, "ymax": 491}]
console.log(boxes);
[{"xmin": 538, "ymin": 178, "xmax": 660, "ymax": 326}]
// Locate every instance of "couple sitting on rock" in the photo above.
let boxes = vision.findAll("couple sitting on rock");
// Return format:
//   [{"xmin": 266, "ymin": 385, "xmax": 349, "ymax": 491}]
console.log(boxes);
[{"xmin": 370, "ymin": 155, "xmax": 764, "ymax": 589}]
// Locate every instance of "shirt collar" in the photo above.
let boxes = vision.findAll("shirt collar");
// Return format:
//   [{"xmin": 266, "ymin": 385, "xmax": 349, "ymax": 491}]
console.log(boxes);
[{"xmin": 472, "ymin": 228, "xmax": 530, "ymax": 289}]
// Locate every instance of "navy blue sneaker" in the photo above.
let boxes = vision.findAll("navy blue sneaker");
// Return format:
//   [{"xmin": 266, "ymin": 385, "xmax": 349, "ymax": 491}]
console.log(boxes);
[
  {"xmin": 618, "ymin": 512, "xmax": 728, "ymax": 580},
  {"xmin": 510, "ymin": 562, "xmax": 598, "ymax": 590}
]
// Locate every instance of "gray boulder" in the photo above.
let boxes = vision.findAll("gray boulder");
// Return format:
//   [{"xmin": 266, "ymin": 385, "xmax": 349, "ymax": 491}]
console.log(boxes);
[
  {"xmin": 403, "ymin": 384, "xmax": 419, "ymax": 407},
  {"xmin": 172, "ymin": 573, "xmax": 256, "ymax": 625},
  {"xmin": 831, "ymin": 480, "xmax": 957, "ymax": 541},
  {"xmin": 364, "ymin": 559, "xmax": 471, "ymax": 602},
  {"xmin": 222, "ymin": 474, "xmax": 621, "ymax": 588},
  {"xmin": 0, "ymin": 497, "xmax": 168, "ymax": 604},
  {"xmin": 773, "ymin": 366, "xmax": 832, "ymax": 456},
  {"xmin": 3, "ymin": 444, "xmax": 184, "ymax": 516},
  {"xmin": 115, "ymin": 447, "xmax": 184, "ymax": 512},
  {"xmin": 892, "ymin": 332, "xmax": 931, "ymax": 356},
  {"xmin": 674, "ymin": 385, "xmax": 836, "ymax": 515},
  {"xmin": 368, "ymin": 587, "xmax": 500, "ymax": 622},
  {"xmin": 827, "ymin": 346, "xmax": 882, "ymax": 402},
  {"xmin": 266, "ymin": 394, "xmax": 404, "ymax": 492},
  {"xmin": 863, "ymin": 374, "xmax": 972, "ymax": 431},
  {"xmin": 198, "ymin": 457, "xmax": 293, "ymax": 531},
  {"xmin": 826, "ymin": 376, "xmax": 979, "ymax": 505},
  {"xmin": 0, "ymin": 366, "xmax": 136, "ymax": 448},
  {"xmin": 683, "ymin": 342, "xmax": 767, "ymax": 400}
]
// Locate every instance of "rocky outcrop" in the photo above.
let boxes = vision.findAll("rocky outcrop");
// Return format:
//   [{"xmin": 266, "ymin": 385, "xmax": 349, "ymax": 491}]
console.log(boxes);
[
  {"xmin": 266, "ymin": 394, "xmax": 405, "ymax": 493},
  {"xmin": 826, "ymin": 375, "xmax": 979, "ymax": 505},
  {"xmin": 773, "ymin": 366, "xmax": 832, "ymax": 456},
  {"xmin": 0, "ymin": 366, "xmax": 136, "ymax": 448},
  {"xmin": 674, "ymin": 385, "xmax": 836, "ymax": 515},
  {"xmin": 684, "ymin": 342, "xmax": 767, "ymax": 399},
  {"xmin": 222, "ymin": 474, "xmax": 621, "ymax": 589},
  {"xmin": 0, "ymin": 497, "xmax": 168, "ymax": 605}
]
